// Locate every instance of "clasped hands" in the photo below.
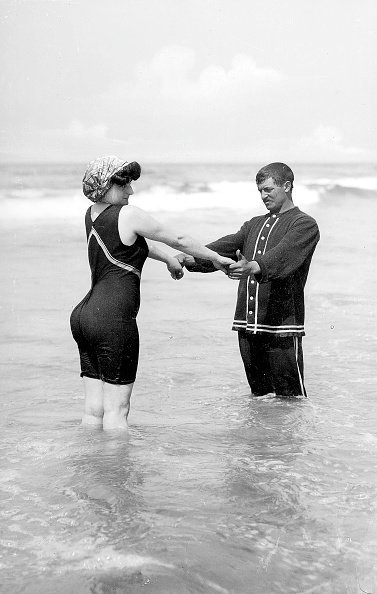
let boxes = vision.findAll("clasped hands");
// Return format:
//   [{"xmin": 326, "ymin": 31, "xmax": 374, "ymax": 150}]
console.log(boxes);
[{"xmin": 174, "ymin": 250, "xmax": 258, "ymax": 280}]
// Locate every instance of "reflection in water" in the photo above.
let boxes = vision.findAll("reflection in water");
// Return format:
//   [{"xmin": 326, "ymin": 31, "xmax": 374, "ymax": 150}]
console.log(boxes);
[
  {"xmin": 218, "ymin": 398, "xmax": 316, "ymax": 591},
  {"xmin": 219, "ymin": 394, "xmax": 377, "ymax": 593},
  {"xmin": 1, "ymin": 427, "xmax": 151, "ymax": 589},
  {"xmin": 2, "ymin": 379, "xmax": 377, "ymax": 593}
]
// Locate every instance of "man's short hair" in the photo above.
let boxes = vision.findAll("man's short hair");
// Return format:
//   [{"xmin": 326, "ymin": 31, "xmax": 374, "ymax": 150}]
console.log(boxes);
[{"xmin": 256, "ymin": 162, "xmax": 294, "ymax": 190}]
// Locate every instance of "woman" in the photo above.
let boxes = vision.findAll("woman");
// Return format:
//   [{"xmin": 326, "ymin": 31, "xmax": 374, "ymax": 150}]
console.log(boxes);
[{"xmin": 70, "ymin": 155, "xmax": 233, "ymax": 432}]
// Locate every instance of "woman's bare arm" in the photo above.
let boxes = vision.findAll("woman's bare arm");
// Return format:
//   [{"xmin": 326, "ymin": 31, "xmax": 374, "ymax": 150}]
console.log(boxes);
[
  {"xmin": 119, "ymin": 206, "xmax": 233, "ymax": 272},
  {"xmin": 146, "ymin": 241, "xmax": 184, "ymax": 279}
]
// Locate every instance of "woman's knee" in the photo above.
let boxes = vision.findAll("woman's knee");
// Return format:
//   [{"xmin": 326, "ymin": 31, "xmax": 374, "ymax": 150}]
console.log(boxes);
[
  {"xmin": 85, "ymin": 401, "xmax": 104, "ymax": 418},
  {"xmin": 103, "ymin": 383, "xmax": 133, "ymax": 414},
  {"xmin": 82, "ymin": 413, "xmax": 103, "ymax": 426}
]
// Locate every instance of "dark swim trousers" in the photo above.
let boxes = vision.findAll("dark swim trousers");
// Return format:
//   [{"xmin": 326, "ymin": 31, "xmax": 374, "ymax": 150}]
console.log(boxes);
[
  {"xmin": 238, "ymin": 332, "xmax": 307, "ymax": 397},
  {"xmin": 70, "ymin": 310, "xmax": 139, "ymax": 385}
]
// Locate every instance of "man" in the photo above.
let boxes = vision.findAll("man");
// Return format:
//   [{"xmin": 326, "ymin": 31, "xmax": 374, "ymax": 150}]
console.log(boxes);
[{"xmin": 177, "ymin": 162, "xmax": 320, "ymax": 398}]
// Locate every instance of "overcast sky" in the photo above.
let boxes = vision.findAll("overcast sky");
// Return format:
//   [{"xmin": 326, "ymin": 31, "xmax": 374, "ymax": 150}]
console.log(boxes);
[{"xmin": 1, "ymin": 0, "xmax": 376, "ymax": 163}]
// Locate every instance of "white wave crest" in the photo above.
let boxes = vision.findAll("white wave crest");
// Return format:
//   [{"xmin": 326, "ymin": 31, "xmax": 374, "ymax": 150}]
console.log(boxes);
[
  {"xmin": 127, "ymin": 181, "xmax": 320, "ymax": 213},
  {"xmin": 307, "ymin": 176, "xmax": 377, "ymax": 191},
  {"xmin": 1, "ymin": 181, "xmax": 321, "ymax": 222}
]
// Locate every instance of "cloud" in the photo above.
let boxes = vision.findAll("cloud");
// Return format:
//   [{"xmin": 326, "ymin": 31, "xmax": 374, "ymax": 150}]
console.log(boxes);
[
  {"xmin": 97, "ymin": 45, "xmax": 283, "ymax": 124},
  {"xmin": 134, "ymin": 46, "xmax": 282, "ymax": 103},
  {"xmin": 295, "ymin": 125, "xmax": 367, "ymax": 159},
  {"xmin": 65, "ymin": 120, "xmax": 108, "ymax": 140}
]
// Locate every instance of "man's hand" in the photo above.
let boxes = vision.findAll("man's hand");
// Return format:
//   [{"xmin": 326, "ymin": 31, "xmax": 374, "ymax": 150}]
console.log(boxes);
[{"xmin": 228, "ymin": 250, "xmax": 257, "ymax": 280}]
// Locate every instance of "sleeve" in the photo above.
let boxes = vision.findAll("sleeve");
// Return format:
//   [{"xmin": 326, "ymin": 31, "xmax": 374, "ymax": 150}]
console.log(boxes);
[
  {"xmin": 185, "ymin": 223, "xmax": 248, "ymax": 273},
  {"xmin": 254, "ymin": 216, "xmax": 320, "ymax": 282}
]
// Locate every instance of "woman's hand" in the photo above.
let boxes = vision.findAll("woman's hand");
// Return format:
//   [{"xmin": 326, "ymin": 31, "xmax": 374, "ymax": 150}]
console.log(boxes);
[
  {"xmin": 174, "ymin": 253, "xmax": 195, "ymax": 267},
  {"xmin": 167, "ymin": 257, "xmax": 184, "ymax": 280},
  {"xmin": 211, "ymin": 255, "xmax": 234, "ymax": 274}
]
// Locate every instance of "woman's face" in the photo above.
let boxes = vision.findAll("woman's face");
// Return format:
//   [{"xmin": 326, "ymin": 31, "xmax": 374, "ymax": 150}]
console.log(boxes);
[{"xmin": 103, "ymin": 182, "xmax": 134, "ymax": 205}]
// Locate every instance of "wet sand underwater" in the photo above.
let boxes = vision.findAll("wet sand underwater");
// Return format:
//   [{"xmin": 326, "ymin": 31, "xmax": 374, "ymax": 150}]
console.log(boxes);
[{"xmin": 1, "ymin": 194, "xmax": 377, "ymax": 593}]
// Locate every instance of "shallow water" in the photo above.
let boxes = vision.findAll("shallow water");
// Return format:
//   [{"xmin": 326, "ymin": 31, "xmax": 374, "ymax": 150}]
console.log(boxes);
[
  {"xmin": 2, "ymin": 380, "xmax": 377, "ymax": 593},
  {"xmin": 1, "ymin": 189, "xmax": 377, "ymax": 593}
]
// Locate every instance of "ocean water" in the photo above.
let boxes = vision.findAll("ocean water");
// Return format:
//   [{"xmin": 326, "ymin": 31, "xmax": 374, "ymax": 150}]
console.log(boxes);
[{"xmin": 1, "ymin": 162, "xmax": 377, "ymax": 593}]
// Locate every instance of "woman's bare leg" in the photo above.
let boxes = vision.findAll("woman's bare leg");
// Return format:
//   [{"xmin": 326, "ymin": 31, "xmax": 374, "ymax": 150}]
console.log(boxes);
[
  {"xmin": 103, "ymin": 382, "xmax": 134, "ymax": 432},
  {"xmin": 82, "ymin": 376, "xmax": 104, "ymax": 427}
]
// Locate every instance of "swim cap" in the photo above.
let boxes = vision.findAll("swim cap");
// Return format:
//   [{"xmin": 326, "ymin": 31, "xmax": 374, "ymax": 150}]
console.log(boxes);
[{"xmin": 82, "ymin": 155, "xmax": 130, "ymax": 203}]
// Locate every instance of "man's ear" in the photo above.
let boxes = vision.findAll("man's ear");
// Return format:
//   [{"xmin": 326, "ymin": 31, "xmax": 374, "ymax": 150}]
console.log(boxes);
[{"xmin": 284, "ymin": 180, "xmax": 292, "ymax": 192}]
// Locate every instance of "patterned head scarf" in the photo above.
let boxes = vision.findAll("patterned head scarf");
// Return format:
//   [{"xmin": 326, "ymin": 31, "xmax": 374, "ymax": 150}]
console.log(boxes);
[{"xmin": 82, "ymin": 155, "xmax": 130, "ymax": 203}]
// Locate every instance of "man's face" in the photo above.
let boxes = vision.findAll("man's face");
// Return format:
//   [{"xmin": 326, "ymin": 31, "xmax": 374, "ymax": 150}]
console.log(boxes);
[{"xmin": 257, "ymin": 176, "xmax": 290, "ymax": 214}]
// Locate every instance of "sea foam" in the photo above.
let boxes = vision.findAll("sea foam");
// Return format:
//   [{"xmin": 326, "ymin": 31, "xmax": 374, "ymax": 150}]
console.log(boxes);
[{"xmin": 1, "ymin": 181, "xmax": 321, "ymax": 221}]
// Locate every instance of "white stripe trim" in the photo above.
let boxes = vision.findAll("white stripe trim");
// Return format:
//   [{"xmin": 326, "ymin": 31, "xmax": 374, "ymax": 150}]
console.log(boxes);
[
  {"xmin": 233, "ymin": 320, "xmax": 304, "ymax": 329},
  {"xmin": 257, "ymin": 324, "xmax": 304, "ymax": 330},
  {"xmin": 250, "ymin": 216, "xmax": 279, "ymax": 334},
  {"xmin": 233, "ymin": 324, "xmax": 304, "ymax": 336},
  {"xmin": 251, "ymin": 328, "xmax": 304, "ymax": 334},
  {"xmin": 232, "ymin": 322, "xmax": 305, "ymax": 334},
  {"xmin": 294, "ymin": 336, "xmax": 306, "ymax": 396},
  {"xmin": 246, "ymin": 220, "xmax": 267, "ymax": 323},
  {"xmin": 88, "ymin": 228, "xmax": 141, "ymax": 278}
]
